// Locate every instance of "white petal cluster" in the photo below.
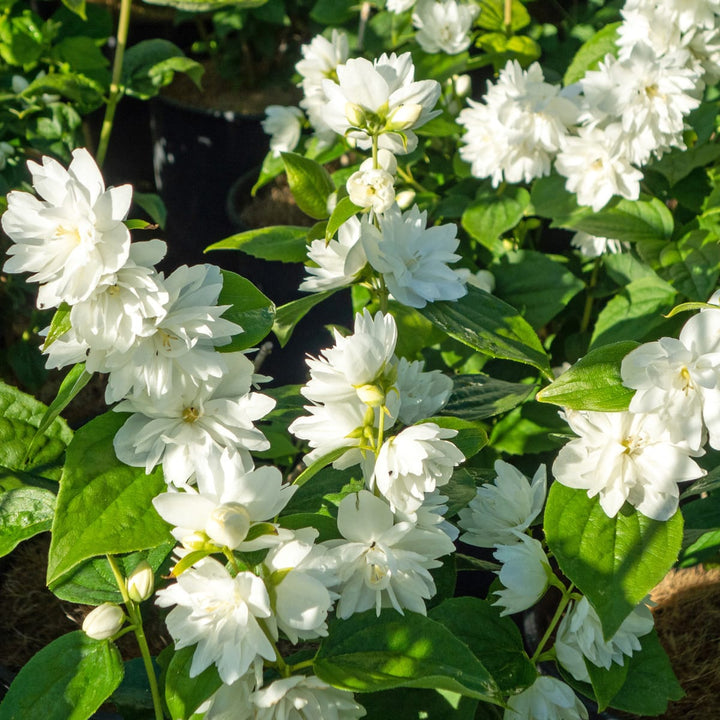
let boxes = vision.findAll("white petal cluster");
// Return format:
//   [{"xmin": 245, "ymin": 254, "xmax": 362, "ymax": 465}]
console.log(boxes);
[
  {"xmin": 371, "ymin": 423, "xmax": 465, "ymax": 514},
  {"xmin": 459, "ymin": 461, "xmax": 546, "ymax": 547},
  {"xmin": 114, "ymin": 352, "xmax": 275, "ymax": 486},
  {"xmin": 621, "ymin": 304, "xmax": 720, "ymax": 452},
  {"xmin": 555, "ymin": 596, "xmax": 654, "ymax": 683},
  {"xmin": 504, "ymin": 676, "xmax": 588, "ymax": 720},
  {"xmin": 296, "ymin": 30, "xmax": 350, "ymax": 145},
  {"xmin": 156, "ymin": 558, "xmax": 276, "ymax": 685},
  {"xmin": 322, "ymin": 52, "xmax": 441, "ymax": 154},
  {"xmin": 360, "ymin": 204, "xmax": 468, "ymax": 308},
  {"xmin": 326, "ymin": 491, "xmax": 455, "ymax": 618},
  {"xmin": 2, "ymin": 148, "xmax": 132, "ymax": 309},
  {"xmin": 492, "ymin": 533, "xmax": 551, "ymax": 616},
  {"xmin": 570, "ymin": 232, "xmax": 623, "ymax": 258},
  {"xmin": 346, "ymin": 167, "xmax": 396, "ymax": 213},
  {"xmin": 412, "ymin": 0, "xmax": 479, "ymax": 55},
  {"xmin": 553, "ymin": 409, "xmax": 705, "ymax": 521},
  {"xmin": 300, "ymin": 215, "xmax": 367, "ymax": 293},
  {"xmin": 458, "ymin": 61, "xmax": 580, "ymax": 186},
  {"xmin": 262, "ymin": 105, "xmax": 304, "ymax": 157}
]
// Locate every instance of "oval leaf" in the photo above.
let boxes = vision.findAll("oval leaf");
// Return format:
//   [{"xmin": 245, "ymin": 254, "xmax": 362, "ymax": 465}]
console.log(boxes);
[
  {"xmin": 206, "ymin": 226, "xmax": 310, "ymax": 263},
  {"xmin": 281, "ymin": 152, "xmax": 335, "ymax": 220},
  {"xmin": 0, "ymin": 486, "xmax": 55, "ymax": 557},
  {"xmin": 536, "ymin": 341, "xmax": 639, "ymax": 411},
  {"xmin": 544, "ymin": 483, "xmax": 683, "ymax": 638},
  {"xmin": 218, "ymin": 270, "xmax": 276, "ymax": 351},
  {"xmin": 0, "ymin": 631, "xmax": 123, "ymax": 720}
]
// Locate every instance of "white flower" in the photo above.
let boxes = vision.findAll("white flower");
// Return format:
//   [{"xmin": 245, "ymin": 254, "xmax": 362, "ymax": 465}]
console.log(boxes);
[
  {"xmin": 290, "ymin": 310, "xmax": 400, "ymax": 467},
  {"xmin": 103, "ymin": 263, "xmax": 242, "ymax": 402},
  {"xmin": 69, "ymin": 239, "xmax": 169, "ymax": 367},
  {"xmin": 555, "ymin": 596, "xmax": 654, "ymax": 683},
  {"xmin": 360, "ymin": 149, "xmax": 398, "ymax": 175},
  {"xmin": 553, "ymin": 409, "xmax": 705, "ymax": 521},
  {"xmin": 458, "ymin": 61, "xmax": 580, "ymax": 185},
  {"xmin": 113, "ymin": 352, "xmax": 275, "ymax": 486},
  {"xmin": 504, "ymin": 676, "xmax": 588, "ymax": 720},
  {"xmin": 322, "ymin": 52, "xmax": 441, "ymax": 154},
  {"xmin": 300, "ymin": 216, "xmax": 367, "ymax": 293},
  {"xmin": 371, "ymin": 423, "xmax": 464, "ymax": 514},
  {"xmin": 413, "ymin": 0, "xmax": 479, "ymax": 55},
  {"xmin": 621, "ymin": 317, "xmax": 720, "ymax": 452},
  {"xmin": 297, "ymin": 30, "xmax": 349, "ymax": 88},
  {"xmin": 346, "ymin": 168, "xmax": 396, "ymax": 213},
  {"xmin": 394, "ymin": 357, "xmax": 453, "ymax": 425},
  {"xmin": 82, "ymin": 602, "xmax": 125, "ymax": 640},
  {"xmin": 465, "ymin": 269, "xmax": 495, "ymax": 293},
  {"xmin": 387, "ymin": 0, "xmax": 416, "ymax": 11},
  {"xmin": 326, "ymin": 490, "xmax": 455, "ymax": 618},
  {"xmin": 579, "ymin": 46, "xmax": 701, "ymax": 165},
  {"xmin": 252, "ymin": 676, "xmax": 366, "ymax": 720},
  {"xmin": 571, "ymin": 232, "xmax": 623, "ymax": 258},
  {"xmin": 262, "ymin": 105, "xmax": 304, "ymax": 157},
  {"xmin": 459, "ymin": 461, "xmax": 546, "ymax": 548},
  {"xmin": 555, "ymin": 124, "xmax": 643, "ymax": 212},
  {"xmin": 2, "ymin": 148, "xmax": 131, "ymax": 308},
  {"xmin": 395, "ymin": 489, "xmax": 459, "ymax": 540},
  {"xmin": 263, "ymin": 528, "xmax": 338, "ymax": 643},
  {"xmin": 203, "ymin": 672, "xmax": 257, "ymax": 720},
  {"xmin": 493, "ymin": 533, "xmax": 551, "ymax": 616},
  {"xmin": 152, "ymin": 450, "xmax": 294, "ymax": 548},
  {"xmin": 155, "ymin": 557, "xmax": 275, "ymax": 685},
  {"xmin": 360, "ymin": 204, "xmax": 467, "ymax": 308}
]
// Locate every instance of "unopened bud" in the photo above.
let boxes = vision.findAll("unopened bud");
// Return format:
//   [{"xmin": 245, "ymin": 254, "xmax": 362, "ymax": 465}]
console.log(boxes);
[
  {"xmin": 206, "ymin": 503, "xmax": 252, "ymax": 549},
  {"xmin": 82, "ymin": 602, "xmax": 124, "ymax": 640},
  {"xmin": 345, "ymin": 102, "xmax": 368, "ymax": 128},
  {"xmin": 454, "ymin": 74, "xmax": 472, "ymax": 98},
  {"xmin": 395, "ymin": 189, "xmax": 416, "ymax": 209},
  {"xmin": 356, "ymin": 383, "xmax": 385, "ymax": 407},
  {"xmin": 127, "ymin": 561, "xmax": 154, "ymax": 603},
  {"xmin": 387, "ymin": 103, "xmax": 423, "ymax": 130},
  {"xmin": 360, "ymin": 149, "xmax": 397, "ymax": 175}
]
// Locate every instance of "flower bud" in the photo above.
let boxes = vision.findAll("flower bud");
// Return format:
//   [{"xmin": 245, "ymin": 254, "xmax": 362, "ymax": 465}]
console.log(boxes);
[
  {"xmin": 395, "ymin": 189, "xmax": 416, "ymax": 209},
  {"xmin": 454, "ymin": 74, "xmax": 472, "ymax": 98},
  {"xmin": 387, "ymin": 103, "xmax": 423, "ymax": 130},
  {"xmin": 82, "ymin": 602, "xmax": 125, "ymax": 640},
  {"xmin": 205, "ymin": 502, "xmax": 252, "ymax": 549},
  {"xmin": 127, "ymin": 560, "xmax": 154, "ymax": 603},
  {"xmin": 356, "ymin": 383, "xmax": 386, "ymax": 407},
  {"xmin": 345, "ymin": 102, "xmax": 368, "ymax": 128},
  {"xmin": 360, "ymin": 149, "xmax": 397, "ymax": 175}
]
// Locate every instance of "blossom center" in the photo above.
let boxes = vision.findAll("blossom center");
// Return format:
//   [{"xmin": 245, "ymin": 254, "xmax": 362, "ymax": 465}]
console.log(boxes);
[
  {"xmin": 621, "ymin": 433, "xmax": 647, "ymax": 457},
  {"xmin": 679, "ymin": 366, "xmax": 694, "ymax": 394},
  {"xmin": 183, "ymin": 406, "xmax": 201, "ymax": 423}
]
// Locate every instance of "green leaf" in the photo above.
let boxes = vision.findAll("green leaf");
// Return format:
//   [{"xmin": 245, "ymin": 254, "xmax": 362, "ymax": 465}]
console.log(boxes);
[
  {"xmin": 489, "ymin": 402, "xmax": 569, "ymax": 455},
  {"xmin": 26, "ymin": 363, "xmax": 90, "ymax": 462},
  {"xmin": 121, "ymin": 40, "xmax": 203, "ymax": 99},
  {"xmin": 60, "ymin": 0, "xmax": 86, "ymax": 19},
  {"xmin": 52, "ymin": 36, "xmax": 109, "ymax": 71},
  {"xmin": 443, "ymin": 374, "xmax": 535, "ymax": 420},
  {"xmin": 660, "ymin": 228, "xmax": 720, "ymax": 301},
  {"xmin": 50, "ymin": 543, "xmax": 173, "ymax": 604},
  {"xmin": 358, "ymin": 688, "xmax": 479, "ymax": 720},
  {"xmin": 165, "ymin": 646, "xmax": 222, "ymax": 720},
  {"xmin": 0, "ymin": 631, "xmax": 123, "ymax": 720},
  {"xmin": 476, "ymin": 33, "xmax": 541, "ymax": 68},
  {"xmin": 279, "ymin": 512, "xmax": 340, "ymax": 542},
  {"xmin": 544, "ymin": 483, "xmax": 684, "ymax": 638},
  {"xmin": 326, "ymin": 196, "xmax": 362, "ymax": 242},
  {"xmin": 281, "ymin": 152, "xmax": 335, "ymax": 220},
  {"xmin": 491, "ymin": 251, "xmax": 584, "ymax": 330},
  {"xmin": 21, "ymin": 72, "xmax": 106, "ymax": 113},
  {"xmin": 419, "ymin": 287, "xmax": 552, "ymax": 379},
  {"xmin": 477, "ymin": 0, "xmax": 530, "ymax": 31},
  {"xmin": 0, "ymin": 380, "xmax": 73, "ymax": 481},
  {"xmin": 563, "ymin": 22, "xmax": 620, "ymax": 85},
  {"xmin": 590, "ymin": 276, "xmax": 677, "ymax": 349},
  {"xmin": 272, "ymin": 289, "xmax": 338, "ymax": 347},
  {"xmin": 47, "ymin": 412, "xmax": 171, "ymax": 588},
  {"xmin": 42, "ymin": 303, "xmax": 72, "ymax": 350},
  {"xmin": 650, "ymin": 142, "xmax": 720, "ymax": 187},
  {"xmin": 442, "ymin": 468, "xmax": 482, "ymax": 516},
  {"xmin": 608, "ymin": 630, "xmax": 684, "ymax": 715},
  {"xmin": 461, "ymin": 187, "xmax": 530, "ymax": 254},
  {"xmin": 429, "ymin": 597, "xmax": 536, "ymax": 694},
  {"xmin": 133, "ymin": 191, "xmax": 167, "ymax": 229},
  {"xmin": 423, "ymin": 417, "xmax": 487, "ymax": 460},
  {"xmin": 217, "ymin": 270, "xmax": 275, "ymax": 351},
  {"xmin": 0, "ymin": 486, "xmax": 55, "ymax": 557},
  {"xmin": 292, "ymin": 447, "xmax": 349, "ymax": 489},
  {"xmin": 314, "ymin": 610, "xmax": 503, "ymax": 703},
  {"xmin": 206, "ymin": 226, "xmax": 310, "ymax": 263},
  {"xmin": 310, "ymin": 0, "xmax": 356, "ymax": 24},
  {"xmin": 585, "ymin": 656, "xmax": 629, "ymax": 712},
  {"xmin": 536, "ymin": 341, "xmax": 638, "ymax": 411}
]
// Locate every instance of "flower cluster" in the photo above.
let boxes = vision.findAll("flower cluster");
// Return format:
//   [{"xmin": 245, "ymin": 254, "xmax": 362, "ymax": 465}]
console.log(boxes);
[{"xmin": 458, "ymin": 0, "xmax": 717, "ymax": 211}]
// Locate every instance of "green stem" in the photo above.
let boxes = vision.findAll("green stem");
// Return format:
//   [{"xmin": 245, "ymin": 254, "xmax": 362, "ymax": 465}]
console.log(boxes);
[
  {"xmin": 106, "ymin": 555, "xmax": 165, "ymax": 720},
  {"xmin": 96, "ymin": 0, "xmax": 132, "ymax": 167},
  {"xmin": 503, "ymin": 0, "xmax": 512, "ymax": 33},
  {"xmin": 396, "ymin": 166, "xmax": 428, "ymax": 194},
  {"xmin": 259, "ymin": 620, "xmax": 290, "ymax": 677},
  {"xmin": 580, "ymin": 257, "xmax": 602, "ymax": 334},
  {"xmin": 288, "ymin": 658, "xmax": 315, "ymax": 673},
  {"xmin": 372, "ymin": 134, "xmax": 379, "ymax": 170},
  {"xmin": 529, "ymin": 582, "xmax": 574, "ymax": 665}
]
